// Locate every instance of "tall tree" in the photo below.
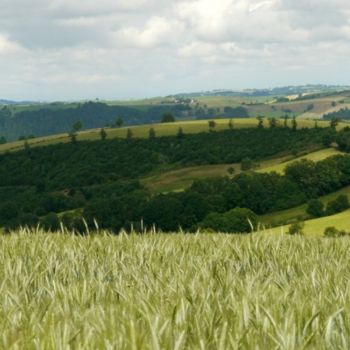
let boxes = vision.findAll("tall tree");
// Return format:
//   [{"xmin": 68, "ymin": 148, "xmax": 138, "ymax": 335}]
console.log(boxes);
[{"xmin": 100, "ymin": 128, "xmax": 107, "ymax": 140}]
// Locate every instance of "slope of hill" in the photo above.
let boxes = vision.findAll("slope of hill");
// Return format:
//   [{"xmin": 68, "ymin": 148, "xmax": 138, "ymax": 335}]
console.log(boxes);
[
  {"xmin": 2, "ymin": 87, "xmax": 350, "ymax": 143},
  {"xmin": 261, "ymin": 209, "xmax": 350, "ymax": 236},
  {"xmin": 1, "ymin": 117, "xmax": 347, "ymax": 154}
]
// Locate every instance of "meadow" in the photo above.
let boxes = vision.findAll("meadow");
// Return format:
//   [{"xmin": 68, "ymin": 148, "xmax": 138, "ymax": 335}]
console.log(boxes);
[
  {"xmin": 1, "ymin": 230, "xmax": 350, "ymax": 349},
  {"xmin": 142, "ymin": 147, "xmax": 340, "ymax": 193}
]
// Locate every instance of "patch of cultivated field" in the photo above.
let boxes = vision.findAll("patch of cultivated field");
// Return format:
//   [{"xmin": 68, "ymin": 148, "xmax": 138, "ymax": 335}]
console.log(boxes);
[
  {"xmin": 257, "ymin": 148, "xmax": 344, "ymax": 174},
  {"xmin": 1, "ymin": 230, "xmax": 350, "ymax": 348},
  {"xmin": 261, "ymin": 209, "xmax": 350, "ymax": 236},
  {"xmin": 0, "ymin": 118, "xmax": 346, "ymax": 154},
  {"xmin": 299, "ymin": 103, "xmax": 350, "ymax": 119}
]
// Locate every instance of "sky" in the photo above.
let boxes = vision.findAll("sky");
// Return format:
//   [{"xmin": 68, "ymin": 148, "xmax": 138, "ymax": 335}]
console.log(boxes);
[{"xmin": 0, "ymin": 0, "xmax": 350, "ymax": 101}]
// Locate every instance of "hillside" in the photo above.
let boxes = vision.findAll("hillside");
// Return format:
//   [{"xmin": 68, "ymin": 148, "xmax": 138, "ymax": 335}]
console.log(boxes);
[
  {"xmin": 1, "ymin": 117, "xmax": 348, "ymax": 154},
  {"xmin": 262, "ymin": 209, "xmax": 350, "ymax": 236},
  {"xmin": 1, "ymin": 87, "xmax": 350, "ymax": 143},
  {"xmin": 1, "ymin": 125, "xmax": 350, "ymax": 235}
]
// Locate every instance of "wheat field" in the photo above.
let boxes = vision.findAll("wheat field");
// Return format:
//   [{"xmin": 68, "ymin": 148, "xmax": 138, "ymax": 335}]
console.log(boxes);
[{"xmin": 1, "ymin": 229, "xmax": 350, "ymax": 349}]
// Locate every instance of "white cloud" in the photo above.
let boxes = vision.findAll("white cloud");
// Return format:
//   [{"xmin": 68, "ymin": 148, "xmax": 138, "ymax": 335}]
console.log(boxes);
[
  {"xmin": 0, "ymin": 34, "xmax": 23, "ymax": 55},
  {"xmin": 1, "ymin": 0, "xmax": 350, "ymax": 100}
]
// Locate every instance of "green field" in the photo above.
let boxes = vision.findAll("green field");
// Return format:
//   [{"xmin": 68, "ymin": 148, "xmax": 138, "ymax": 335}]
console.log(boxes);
[
  {"xmin": 261, "ymin": 209, "xmax": 350, "ymax": 236},
  {"xmin": 1, "ymin": 118, "xmax": 347, "ymax": 154},
  {"xmin": 1, "ymin": 230, "xmax": 350, "ymax": 349},
  {"xmin": 142, "ymin": 148, "xmax": 340, "ymax": 193}
]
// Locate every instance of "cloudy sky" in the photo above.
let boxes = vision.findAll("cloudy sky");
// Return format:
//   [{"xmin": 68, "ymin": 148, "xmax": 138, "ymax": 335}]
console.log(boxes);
[{"xmin": 0, "ymin": 0, "xmax": 350, "ymax": 100}]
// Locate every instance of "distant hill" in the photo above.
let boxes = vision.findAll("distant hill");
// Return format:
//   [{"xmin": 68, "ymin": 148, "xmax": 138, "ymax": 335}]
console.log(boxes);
[{"xmin": 172, "ymin": 85, "xmax": 350, "ymax": 98}]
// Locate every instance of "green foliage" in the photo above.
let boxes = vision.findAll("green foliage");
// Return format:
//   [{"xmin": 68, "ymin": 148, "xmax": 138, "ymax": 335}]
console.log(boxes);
[
  {"xmin": 288, "ymin": 222, "xmax": 305, "ymax": 235},
  {"xmin": 208, "ymin": 120, "xmax": 216, "ymax": 130},
  {"xmin": 336, "ymin": 128, "xmax": 350, "ymax": 152},
  {"xmin": 72, "ymin": 120, "xmax": 83, "ymax": 132},
  {"xmin": 126, "ymin": 128, "xmax": 133, "ymax": 139},
  {"xmin": 0, "ymin": 127, "xmax": 348, "ymax": 232},
  {"xmin": 241, "ymin": 158, "xmax": 254, "ymax": 171},
  {"xmin": 114, "ymin": 117, "xmax": 124, "ymax": 128},
  {"xmin": 100, "ymin": 128, "xmax": 107, "ymax": 140},
  {"xmin": 306, "ymin": 199, "xmax": 324, "ymax": 218},
  {"xmin": 200, "ymin": 207, "xmax": 257, "ymax": 233},
  {"xmin": 325, "ymin": 195, "xmax": 350, "ymax": 216},
  {"xmin": 0, "ymin": 101, "xmax": 190, "ymax": 141},
  {"xmin": 161, "ymin": 112, "xmax": 175, "ymax": 123},
  {"xmin": 149, "ymin": 127, "xmax": 156, "ymax": 139},
  {"xmin": 324, "ymin": 226, "xmax": 350, "ymax": 237}
]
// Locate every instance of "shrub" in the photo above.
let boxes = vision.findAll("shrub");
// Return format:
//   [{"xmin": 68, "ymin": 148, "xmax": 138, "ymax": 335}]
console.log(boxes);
[
  {"xmin": 325, "ymin": 195, "xmax": 349, "ymax": 216},
  {"xmin": 288, "ymin": 222, "xmax": 305, "ymax": 235},
  {"xmin": 324, "ymin": 226, "xmax": 349, "ymax": 237}
]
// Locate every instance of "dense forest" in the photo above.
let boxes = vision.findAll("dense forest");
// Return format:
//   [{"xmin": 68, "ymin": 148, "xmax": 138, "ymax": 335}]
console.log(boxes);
[
  {"xmin": 0, "ymin": 102, "xmax": 251, "ymax": 141},
  {"xmin": 0, "ymin": 126, "xmax": 347, "ymax": 233},
  {"xmin": 0, "ymin": 102, "xmax": 190, "ymax": 141}
]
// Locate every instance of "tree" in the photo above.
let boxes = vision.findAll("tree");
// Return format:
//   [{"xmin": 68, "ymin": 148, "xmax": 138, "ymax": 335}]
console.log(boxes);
[
  {"xmin": 241, "ymin": 158, "xmax": 253, "ymax": 171},
  {"xmin": 0, "ymin": 136, "xmax": 7, "ymax": 144},
  {"xmin": 227, "ymin": 166, "xmax": 235, "ymax": 176},
  {"xmin": 288, "ymin": 222, "xmax": 304, "ymax": 235},
  {"xmin": 100, "ymin": 128, "xmax": 107, "ymax": 140},
  {"xmin": 324, "ymin": 226, "xmax": 349, "ymax": 237},
  {"xmin": 208, "ymin": 120, "xmax": 216, "ymax": 130},
  {"xmin": 72, "ymin": 121, "xmax": 83, "ymax": 133},
  {"xmin": 69, "ymin": 131, "xmax": 77, "ymax": 144},
  {"xmin": 115, "ymin": 117, "xmax": 124, "ymax": 128},
  {"xmin": 292, "ymin": 116, "xmax": 297, "ymax": 131},
  {"xmin": 149, "ymin": 127, "xmax": 156, "ymax": 139},
  {"xmin": 283, "ymin": 115, "xmax": 289, "ymax": 128},
  {"xmin": 257, "ymin": 116, "xmax": 264, "ymax": 129},
  {"xmin": 228, "ymin": 119, "xmax": 234, "ymax": 130},
  {"xmin": 24, "ymin": 139, "xmax": 30, "ymax": 151},
  {"xmin": 126, "ymin": 128, "xmax": 133, "ymax": 139},
  {"xmin": 306, "ymin": 199, "xmax": 324, "ymax": 218},
  {"xmin": 314, "ymin": 120, "xmax": 318, "ymax": 128},
  {"xmin": 177, "ymin": 127, "xmax": 184, "ymax": 138},
  {"xmin": 161, "ymin": 112, "xmax": 175, "ymax": 123},
  {"xmin": 330, "ymin": 118, "xmax": 339, "ymax": 130},
  {"xmin": 268, "ymin": 117, "xmax": 277, "ymax": 129}
]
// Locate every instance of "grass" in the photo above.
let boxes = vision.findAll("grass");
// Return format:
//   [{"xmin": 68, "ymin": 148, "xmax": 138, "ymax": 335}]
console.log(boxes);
[
  {"xmin": 142, "ymin": 155, "xmax": 293, "ymax": 193},
  {"xmin": 257, "ymin": 148, "xmax": 344, "ymax": 174},
  {"xmin": 142, "ymin": 164, "xmax": 239, "ymax": 193},
  {"xmin": 2, "ymin": 229, "xmax": 350, "ymax": 349},
  {"xmin": 1, "ymin": 118, "xmax": 348, "ymax": 154},
  {"xmin": 261, "ymin": 186, "xmax": 350, "ymax": 226},
  {"xmin": 261, "ymin": 209, "xmax": 350, "ymax": 236},
  {"xmin": 142, "ymin": 147, "xmax": 340, "ymax": 193}
]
